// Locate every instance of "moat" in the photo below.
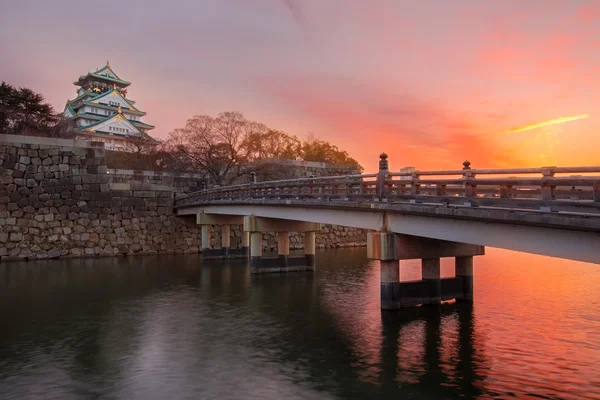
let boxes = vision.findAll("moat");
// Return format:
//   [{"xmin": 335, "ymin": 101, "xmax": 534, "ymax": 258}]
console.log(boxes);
[{"xmin": 0, "ymin": 248, "xmax": 598, "ymax": 399}]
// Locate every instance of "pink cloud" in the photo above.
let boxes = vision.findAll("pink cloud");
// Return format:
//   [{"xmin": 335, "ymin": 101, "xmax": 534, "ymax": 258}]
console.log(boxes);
[{"xmin": 576, "ymin": 1, "xmax": 600, "ymax": 24}]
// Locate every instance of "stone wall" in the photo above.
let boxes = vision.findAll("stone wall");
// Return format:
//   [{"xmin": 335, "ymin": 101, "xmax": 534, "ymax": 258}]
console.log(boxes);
[
  {"xmin": 204, "ymin": 224, "xmax": 367, "ymax": 253},
  {"xmin": 0, "ymin": 135, "xmax": 367, "ymax": 261},
  {"xmin": 107, "ymin": 169, "xmax": 206, "ymax": 194},
  {"xmin": 252, "ymin": 159, "xmax": 361, "ymax": 182}
]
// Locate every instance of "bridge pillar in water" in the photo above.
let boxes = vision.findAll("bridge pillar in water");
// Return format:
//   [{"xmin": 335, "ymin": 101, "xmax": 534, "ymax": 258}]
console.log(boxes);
[
  {"xmin": 250, "ymin": 232, "xmax": 262, "ymax": 269},
  {"xmin": 242, "ymin": 231, "xmax": 250, "ymax": 258},
  {"xmin": 422, "ymin": 258, "xmax": 442, "ymax": 305},
  {"xmin": 201, "ymin": 225, "xmax": 210, "ymax": 255},
  {"xmin": 221, "ymin": 225, "xmax": 231, "ymax": 254},
  {"xmin": 304, "ymin": 231, "xmax": 316, "ymax": 268},
  {"xmin": 277, "ymin": 231, "xmax": 290, "ymax": 267},
  {"xmin": 244, "ymin": 216, "xmax": 321, "ymax": 274},
  {"xmin": 455, "ymin": 256, "xmax": 474, "ymax": 301},
  {"xmin": 197, "ymin": 212, "xmax": 248, "ymax": 260},
  {"xmin": 368, "ymin": 232, "xmax": 484, "ymax": 309}
]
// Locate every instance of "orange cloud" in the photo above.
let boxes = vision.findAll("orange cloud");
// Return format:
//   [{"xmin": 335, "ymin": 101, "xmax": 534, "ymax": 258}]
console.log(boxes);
[{"xmin": 256, "ymin": 73, "xmax": 520, "ymax": 171}]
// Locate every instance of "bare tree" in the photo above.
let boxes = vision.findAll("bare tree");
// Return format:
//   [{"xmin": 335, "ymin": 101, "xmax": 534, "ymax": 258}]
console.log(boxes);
[
  {"xmin": 161, "ymin": 112, "xmax": 266, "ymax": 186},
  {"xmin": 160, "ymin": 111, "xmax": 364, "ymax": 185},
  {"xmin": 125, "ymin": 132, "xmax": 158, "ymax": 154}
]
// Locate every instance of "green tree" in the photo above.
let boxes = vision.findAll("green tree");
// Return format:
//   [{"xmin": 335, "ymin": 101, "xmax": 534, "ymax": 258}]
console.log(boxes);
[
  {"xmin": 0, "ymin": 81, "xmax": 59, "ymax": 135},
  {"xmin": 301, "ymin": 134, "xmax": 362, "ymax": 169}
]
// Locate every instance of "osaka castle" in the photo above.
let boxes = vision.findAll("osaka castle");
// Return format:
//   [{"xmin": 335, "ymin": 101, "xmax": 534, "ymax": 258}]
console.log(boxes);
[{"xmin": 63, "ymin": 61, "xmax": 158, "ymax": 151}]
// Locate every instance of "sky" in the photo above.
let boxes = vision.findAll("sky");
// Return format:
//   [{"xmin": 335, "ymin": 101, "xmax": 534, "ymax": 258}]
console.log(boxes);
[{"xmin": 1, "ymin": 0, "xmax": 599, "ymax": 172}]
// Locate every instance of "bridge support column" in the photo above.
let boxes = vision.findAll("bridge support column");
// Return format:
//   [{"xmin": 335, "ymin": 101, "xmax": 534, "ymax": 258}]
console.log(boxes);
[
  {"xmin": 368, "ymin": 232, "xmax": 402, "ymax": 309},
  {"xmin": 455, "ymin": 256, "xmax": 474, "ymax": 301},
  {"xmin": 250, "ymin": 232, "xmax": 262, "ymax": 271},
  {"xmin": 201, "ymin": 225, "xmax": 211, "ymax": 258},
  {"xmin": 277, "ymin": 232, "xmax": 290, "ymax": 268},
  {"xmin": 381, "ymin": 259, "xmax": 401, "ymax": 310},
  {"xmin": 304, "ymin": 231, "xmax": 316, "ymax": 269},
  {"xmin": 242, "ymin": 231, "xmax": 250, "ymax": 257},
  {"xmin": 422, "ymin": 258, "xmax": 441, "ymax": 305},
  {"xmin": 221, "ymin": 225, "xmax": 231, "ymax": 256},
  {"xmin": 244, "ymin": 216, "xmax": 321, "ymax": 274},
  {"xmin": 368, "ymin": 232, "xmax": 484, "ymax": 309},
  {"xmin": 197, "ymin": 212, "xmax": 248, "ymax": 260}
]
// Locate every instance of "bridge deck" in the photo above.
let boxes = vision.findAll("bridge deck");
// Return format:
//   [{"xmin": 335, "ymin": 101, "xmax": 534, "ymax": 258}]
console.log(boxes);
[{"xmin": 174, "ymin": 162, "xmax": 600, "ymax": 264}]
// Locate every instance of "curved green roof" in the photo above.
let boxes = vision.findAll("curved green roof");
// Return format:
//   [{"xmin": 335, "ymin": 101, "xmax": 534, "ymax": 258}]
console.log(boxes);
[
  {"xmin": 87, "ymin": 89, "xmax": 141, "ymax": 112},
  {"xmin": 131, "ymin": 120, "xmax": 155, "ymax": 129},
  {"xmin": 81, "ymin": 101, "xmax": 145, "ymax": 116}
]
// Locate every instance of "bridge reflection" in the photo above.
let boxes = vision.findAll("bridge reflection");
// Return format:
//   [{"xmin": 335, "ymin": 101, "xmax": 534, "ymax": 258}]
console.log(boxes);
[{"xmin": 312, "ymin": 249, "xmax": 488, "ymax": 397}]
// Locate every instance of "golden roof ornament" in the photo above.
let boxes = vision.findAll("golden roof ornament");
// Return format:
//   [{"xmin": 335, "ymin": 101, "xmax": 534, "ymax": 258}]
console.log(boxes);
[
  {"xmin": 107, "ymin": 60, "xmax": 110, "ymax": 67},
  {"xmin": 117, "ymin": 105, "xmax": 122, "ymax": 114},
  {"xmin": 113, "ymin": 83, "xmax": 117, "ymax": 90}
]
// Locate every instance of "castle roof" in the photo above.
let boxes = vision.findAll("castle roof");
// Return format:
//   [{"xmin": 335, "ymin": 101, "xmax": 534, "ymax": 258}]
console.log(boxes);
[{"xmin": 74, "ymin": 61, "xmax": 131, "ymax": 87}]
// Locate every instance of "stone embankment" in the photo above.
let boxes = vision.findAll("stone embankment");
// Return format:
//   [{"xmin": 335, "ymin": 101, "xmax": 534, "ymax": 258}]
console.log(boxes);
[{"xmin": 0, "ymin": 135, "xmax": 367, "ymax": 261}]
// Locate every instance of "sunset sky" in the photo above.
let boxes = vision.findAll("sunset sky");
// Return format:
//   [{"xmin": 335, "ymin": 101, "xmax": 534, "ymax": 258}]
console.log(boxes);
[{"xmin": 1, "ymin": 0, "xmax": 599, "ymax": 172}]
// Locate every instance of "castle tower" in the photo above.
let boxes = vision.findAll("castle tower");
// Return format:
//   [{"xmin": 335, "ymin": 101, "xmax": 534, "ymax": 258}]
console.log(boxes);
[{"xmin": 63, "ymin": 61, "xmax": 158, "ymax": 151}]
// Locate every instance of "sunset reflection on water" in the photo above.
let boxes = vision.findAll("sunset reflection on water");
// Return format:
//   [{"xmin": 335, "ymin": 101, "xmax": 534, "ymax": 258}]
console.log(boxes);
[{"xmin": 0, "ymin": 248, "xmax": 598, "ymax": 399}]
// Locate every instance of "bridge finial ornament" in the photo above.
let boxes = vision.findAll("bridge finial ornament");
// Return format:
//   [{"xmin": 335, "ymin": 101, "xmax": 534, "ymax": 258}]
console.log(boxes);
[
  {"xmin": 463, "ymin": 160, "xmax": 471, "ymax": 170},
  {"xmin": 379, "ymin": 153, "xmax": 389, "ymax": 171}
]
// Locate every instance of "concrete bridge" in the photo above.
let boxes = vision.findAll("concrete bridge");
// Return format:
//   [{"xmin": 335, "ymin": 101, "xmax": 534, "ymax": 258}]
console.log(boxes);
[{"xmin": 175, "ymin": 154, "xmax": 600, "ymax": 309}]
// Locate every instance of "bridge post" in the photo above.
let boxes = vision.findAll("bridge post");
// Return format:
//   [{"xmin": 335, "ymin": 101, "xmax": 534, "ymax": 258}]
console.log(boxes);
[
  {"xmin": 250, "ymin": 232, "xmax": 262, "ymax": 271},
  {"xmin": 368, "ymin": 232, "xmax": 401, "ymax": 309},
  {"xmin": 277, "ymin": 231, "xmax": 290, "ymax": 268},
  {"xmin": 221, "ymin": 225, "xmax": 231, "ymax": 256},
  {"xmin": 422, "ymin": 258, "xmax": 442, "ymax": 305},
  {"xmin": 368, "ymin": 232, "xmax": 483, "ymax": 309},
  {"xmin": 304, "ymin": 231, "xmax": 316, "ymax": 268},
  {"xmin": 540, "ymin": 167, "xmax": 556, "ymax": 201},
  {"xmin": 244, "ymin": 216, "xmax": 320, "ymax": 273},
  {"xmin": 455, "ymin": 256, "xmax": 474, "ymax": 301},
  {"xmin": 242, "ymin": 231, "xmax": 250, "ymax": 257},
  {"xmin": 201, "ymin": 225, "xmax": 211, "ymax": 256},
  {"xmin": 377, "ymin": 153, "xmax": 389, "ymax": 201},
  {"xmin": 249, "ymin": 172, "xmax": 256, "ymax": 199},
  {"xmin": 462, "ymin": 160, "xmax": 475, "ymax": 198},
  {"xmin": 197, "ymin": 212, "xmax": 247, "ymax": 260}
]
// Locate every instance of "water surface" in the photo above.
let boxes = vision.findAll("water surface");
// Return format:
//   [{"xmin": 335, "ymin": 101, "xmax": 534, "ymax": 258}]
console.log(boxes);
[{"xmin": 0, "ymin": 248, "xmax": 598, "ymax": 399}]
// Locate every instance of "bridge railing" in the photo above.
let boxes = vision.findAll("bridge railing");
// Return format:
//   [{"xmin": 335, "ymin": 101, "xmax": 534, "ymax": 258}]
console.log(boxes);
[{"xmin": 175, "ymin": 154, "xmax": 600, "ymax": 213}]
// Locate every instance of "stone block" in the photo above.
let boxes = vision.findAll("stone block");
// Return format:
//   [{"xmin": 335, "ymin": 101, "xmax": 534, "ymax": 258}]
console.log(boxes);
[
  {"xmin": 134, "ymin": 190, "xmax": 156, "ymax": 198},
  {"xmin": 122, "ymin": 197, "xmax": 143, "ymax": 207},
  {"xmin": 9, "ymin": 232, "xmax": 22, "ymax": 242}
]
